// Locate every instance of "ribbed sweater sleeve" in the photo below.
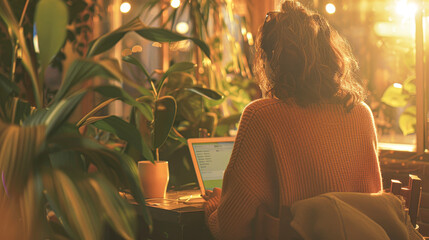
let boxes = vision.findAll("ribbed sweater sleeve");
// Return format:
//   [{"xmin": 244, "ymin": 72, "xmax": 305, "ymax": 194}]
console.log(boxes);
[{"xmin": 207, "ymin": 100, "xmax": 275, "ymax": 240}]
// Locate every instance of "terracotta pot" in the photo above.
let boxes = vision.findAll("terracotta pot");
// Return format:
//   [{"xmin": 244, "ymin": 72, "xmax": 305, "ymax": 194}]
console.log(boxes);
[{"xmin": 138, "ymin": 161, "xmax": 169, "ymax": 199}]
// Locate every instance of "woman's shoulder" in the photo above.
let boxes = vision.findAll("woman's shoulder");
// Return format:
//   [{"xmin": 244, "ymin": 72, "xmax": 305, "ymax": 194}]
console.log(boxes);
[
  {"xmin": 350, "ymin": 101, "xmax": 373, "ymax": 115},
  {"xmin": 243, "ymin": 98, "xmax": 285, "ymax": 113}
]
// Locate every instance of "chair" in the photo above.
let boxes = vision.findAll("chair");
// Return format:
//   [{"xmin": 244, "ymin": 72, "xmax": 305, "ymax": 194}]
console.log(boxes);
[
  {"xmin": 389, "ymin": 174, "xmax": 422, "ymax": 228},
  {"xmin": 277, "ymin": 175, "xmax": 423, "ymax": 240}
]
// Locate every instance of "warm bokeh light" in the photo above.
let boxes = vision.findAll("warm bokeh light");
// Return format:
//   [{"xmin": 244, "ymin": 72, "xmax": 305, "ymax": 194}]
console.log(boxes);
[
  {"xmin": 132, "ymin": 45, "xmax": 143, "ymax": 53},
  {"xmin": 152, "ymin": 42, "xmax": 162, "ymax": 48},
  {"xmin": 33, "ymin": 35, "xmax": 40, "ymax": 53},
  {"xmin": 176, "ymin": 22, "xmax": 189, "ymax": 34},
  {"xmin": 121, "ymin": 48, "xmax": 132, "ymax": 56},
  {"xmin": 374, "ymin": 22, "xmax": 415, "ymax": 37},
  {"xmin": 246, "ymin": 32, "xmax": 254, "ymax": 46},
  {"xmin": 171, "ymin": 0, "xmax": 180, "ymax": 8},
  {"xmin": 325, "ymin": 3, "xmax": 336, "ymax": 14},
  {"xmin": 396, "ymin": 0, "xmax": 417, "ymax": 18},
  {"xmin": 120, "ymin": 2, "xmax": 131, "ymax": 13},
  {"xmin": 393, "ymin": 83, "xmax": 403, "ymax": 88}
]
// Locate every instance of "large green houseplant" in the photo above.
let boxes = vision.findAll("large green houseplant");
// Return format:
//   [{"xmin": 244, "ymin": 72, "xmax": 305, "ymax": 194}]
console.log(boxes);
[{"xmin": 0, "ymin": 0, "xmax": 214, "ymax": 238}]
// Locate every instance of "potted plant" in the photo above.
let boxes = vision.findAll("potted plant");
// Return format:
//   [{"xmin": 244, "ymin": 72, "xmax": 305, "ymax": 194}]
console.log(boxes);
[{"xmin": 0, "ymin": 0, "xmax": 216, "ymax": 238}]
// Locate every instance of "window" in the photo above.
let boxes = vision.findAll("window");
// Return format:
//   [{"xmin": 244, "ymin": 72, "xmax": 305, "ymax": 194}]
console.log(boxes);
[{"xmin": 300, "ymin": 0, "xmax": 428, "ymax": 154}]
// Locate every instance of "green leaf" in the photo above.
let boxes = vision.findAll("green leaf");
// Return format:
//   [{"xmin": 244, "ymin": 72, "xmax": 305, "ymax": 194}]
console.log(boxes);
[
  {"xmin": 87, "ymin": 174, "xmax": 137, "ymax": 239},
  {"xmin": 0, "ymin": 0, "xmax": 41, "ymax": 108},
  {"xmin": 91, "ymin": 115, "xmax": 143, "ymax": 160},
  {"xmin": 45, "ymin": 136, "xmax": 152, "ymax": 229},
  {"xmin": 177, "ymin": 94, "xmax": 203, "ymax": 122},
  {"xmin": 153, "ymin": 96, "xmax": 177, "ymax": 149},
  {"xmin": 399, "ymin": 106, "xmax": 416, "ymax": 136},
  {"xmin": 403, "ymin": 77, "xmax": 416, "ymax": 95},
  {"xmin": 24, "ymin": 91, "xmax": 87, "ymax": 136},
  {"xmin": 157, "ymin": 62, "xmax": 196, "ymax": 93},
  {"xmin": 135, "ymin": 28, "xmax": 211, "ymax": 59},
  {"xmin": 87, "ymin": 17, "xmax": 142, "ymax": 57},
  {"xmin": 122, "ymin": 55, "xmax": 151, "ymax": 80},
  {"xmin": 76, "ymin": 98, "xmax": 118, "ymax": 128},
  {"xmin": 184, "ymin": 87, "xmax": 224, "ymax": 100},
  {"xmin": 19, "ymin": 172, "xmax": 45, "ymax": 240},
  {"xmin": 87, "ymin": 16, "xmax": 210, "ymax": 59},
  {"xmin": 0, "ymin": 122, "xmax": 46, "ymax": 197},
  {"xmin": 35, "ymin": 0, "xmax": 68, "ymax": 70},
  {"xmin": 381, "ymin": 85, "xmax": 409, "ymax": 108},
  {"xmin": 93, "ymin": 85, "xmax": 153, "ymax": 121},
  {"xmin": 0, "ymin": 73, "xmax": 19, "ymax": 97},
  {"xmin": 168, "ymin": 128, "xmax": 187, "ymax": 145},
  {"xmin": 42, "ymin": 169, "xmax": 103, "ymax": 240},
  {"xmin": 49, "ymin": 150, "xmax": 85, "ymax": 172},
  {"xmin": 55, "ymin": 59, "xmax": 150, "ymax": 103}
]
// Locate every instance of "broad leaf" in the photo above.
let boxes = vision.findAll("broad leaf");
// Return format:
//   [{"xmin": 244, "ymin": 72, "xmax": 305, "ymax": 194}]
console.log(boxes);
[
  {"xmin": 76, "ymin": 98, "xmax": 118, "ymax": 128},
  {"xmin": 0, "ymin": 73, "xmax": 19, "ymax": 97},
  {"xmin": 93, "ymin": 86, "xmax": 153, "ymax": 121},
  {"xmin": 403, "ymin": 77, "xmax": 416, "ymax": 95},
  {"xmin": 87, "ymin": 174, "xmax": 137, "ymax": 239},
  {"xmin": 91, "ymin": 115, "xmax": 143, "ymax": 160},
  {"xmin": 87, "ymin": 17, "xmax": 143, "ymax": 57},
  {"xmin": 55, "ymin": 59, "xmax": 150, "ymax": 103},
  {"xmin": 0, "ymin": 122, "xmax": 46, "ymax": 197},
  {"xmin": 153, "ymin": 96, "xmax": 177, "ymax": 149},
  {"xmin": 157, "ymin": 62, "xmax": 196, "ymax": 93},
  {"xmin": 24, "ymin": 91, "xmax": 87, "ymax": 136},
  {"xmin": 135, "ymin": 28, "xmax": 210, "ymax": 58},
  {"xmin": 19, "ymin": 172, "xmax": 45, "ymax": 240},
  {"xmin": 184, "ymin": 87, "xmax": 223, "ymax": 100},
  {"xmin": 45, "ymin": 136, "xmax": 152, "ymax": 228},
  {"xmin": 122, "ymin": 55, "xmax": 151, "ymax": 80},
  {"xmin": 381, "ymin": 85, "xmax": 409, "ymax": 108},
  {"xmin": 177, "ymin": 94, "xmax": 203, "ymax": 122},
  {"xmin": 87, "ymin": 17, "xmax": 210, "ymax": 59},
  {"xmin": 42, "ymin": 169, "xmax": 103, "ymax": 240},
  {"xmin": 399, "ymin": 106, "xmax": 416, "ymax": 136},
  {"xmin": 35, "ymin": 0, "xmax": 68, "ymax": 71}
]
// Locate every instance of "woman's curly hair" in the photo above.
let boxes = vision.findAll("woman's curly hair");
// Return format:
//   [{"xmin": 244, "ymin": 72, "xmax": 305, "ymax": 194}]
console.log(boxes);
[{"xmin": 254, "ymin": 1, "xmax": 365, "ymax": 109}]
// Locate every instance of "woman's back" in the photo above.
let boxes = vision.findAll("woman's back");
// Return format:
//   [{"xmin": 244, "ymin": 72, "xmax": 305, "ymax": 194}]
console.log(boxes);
[
  {"xmin": 241, "ymin": 98, "xmax": 382, "ymax": 206},
  {"xmin": 206, "ymin": 98, "xmax": 382, "ymax": 239}
]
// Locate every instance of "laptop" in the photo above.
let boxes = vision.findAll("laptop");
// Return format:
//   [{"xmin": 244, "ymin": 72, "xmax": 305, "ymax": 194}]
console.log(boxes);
[{"xmin": 188, "ymin": 137, "xmax": 235, "ymax": 196}]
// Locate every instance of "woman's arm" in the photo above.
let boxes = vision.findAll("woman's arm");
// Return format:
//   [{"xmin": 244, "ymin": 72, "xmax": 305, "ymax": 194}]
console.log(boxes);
[{"xmin": 205, "ymin": 100, "xmax": 277, "ymax": 239}]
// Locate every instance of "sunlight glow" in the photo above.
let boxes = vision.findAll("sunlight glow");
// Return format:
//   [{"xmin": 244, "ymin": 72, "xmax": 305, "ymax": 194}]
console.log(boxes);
[{"xmin": 396, "ymin": 0, "xmax": 417, "ymax": 18}]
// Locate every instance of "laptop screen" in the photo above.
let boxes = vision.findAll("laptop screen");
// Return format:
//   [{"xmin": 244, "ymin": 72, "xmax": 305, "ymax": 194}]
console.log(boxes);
[{"xmin": 188, "ymin": 138, "xmax": 235, "ymax": 193}]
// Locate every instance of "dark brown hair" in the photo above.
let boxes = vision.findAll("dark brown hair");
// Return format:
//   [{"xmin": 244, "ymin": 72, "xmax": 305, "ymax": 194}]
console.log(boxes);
[{"xmin": 254, "ymin": 1, "xmax": 365, "ymax": 109}]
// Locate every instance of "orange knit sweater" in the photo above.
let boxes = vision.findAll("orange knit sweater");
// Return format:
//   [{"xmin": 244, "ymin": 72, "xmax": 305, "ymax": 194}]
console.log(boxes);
[{"xmin": 205, "ymin": 98, "xmax": 383, "ymax": 239}]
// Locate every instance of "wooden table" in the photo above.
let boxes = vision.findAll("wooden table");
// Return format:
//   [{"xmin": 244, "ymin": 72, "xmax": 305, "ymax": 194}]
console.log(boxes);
[{"xmin": 144, "ymin": 190, "xmax": 213, "ymax": 240}]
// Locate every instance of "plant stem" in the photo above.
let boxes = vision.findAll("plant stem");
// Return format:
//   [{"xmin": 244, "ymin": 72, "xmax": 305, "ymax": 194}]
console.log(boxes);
[
  {"xmin": 156, "ymin": 148, "xmax": 159, "ymax": 162},
  {"xmin": 19, "ymin": 0, "xmax": 30, "ymax": 26},
  {"xmin": 10, "ymin": 43, "xmax": 18, "ymax": 83}
]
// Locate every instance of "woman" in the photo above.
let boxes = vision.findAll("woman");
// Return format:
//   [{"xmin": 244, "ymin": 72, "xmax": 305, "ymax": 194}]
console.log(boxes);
[{"xmin": 203, "ymin": 1, "xmax": 382, "ymax": 239}]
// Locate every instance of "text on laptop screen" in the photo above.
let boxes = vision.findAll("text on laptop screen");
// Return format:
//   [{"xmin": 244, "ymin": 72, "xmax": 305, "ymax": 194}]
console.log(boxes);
[{"xmin": 192, "ymin": 141, "xmax": 234, "ymax": 190}]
